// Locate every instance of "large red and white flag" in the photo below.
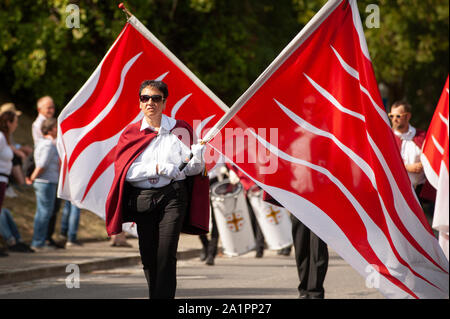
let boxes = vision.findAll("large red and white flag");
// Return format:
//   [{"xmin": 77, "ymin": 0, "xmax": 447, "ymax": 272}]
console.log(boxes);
[
  {"xmin": 206, "ymin": 0, "xmax": 448, "ymax": 298},
  {"xmin": 56, "ymin": 15, "xmax": 227, "ymax": 232},
  {"xmin": 421, "ymin": 76, "xmax": 449, "ymax": 260}
]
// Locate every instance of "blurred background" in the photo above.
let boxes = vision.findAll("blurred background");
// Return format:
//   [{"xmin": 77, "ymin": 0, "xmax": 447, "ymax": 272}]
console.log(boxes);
[{"xmin": 0, "ymin": 0, "xmax": 448, "ymax": 130}]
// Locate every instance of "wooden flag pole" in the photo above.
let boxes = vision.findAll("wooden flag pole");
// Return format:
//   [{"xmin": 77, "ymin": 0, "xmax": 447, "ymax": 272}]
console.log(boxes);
[{"xmin": 118, "ymin": 3, "xmax": 132, "ymax": 19}]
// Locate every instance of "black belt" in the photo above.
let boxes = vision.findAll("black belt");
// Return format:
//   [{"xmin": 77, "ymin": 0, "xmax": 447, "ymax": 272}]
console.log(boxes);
[{"xmin": 127, "ymin": 180, "xmax": 184, "ymax": 196}]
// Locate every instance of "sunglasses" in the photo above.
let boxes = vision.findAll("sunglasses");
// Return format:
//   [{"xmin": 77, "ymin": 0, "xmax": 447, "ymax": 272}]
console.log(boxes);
[
  {"xmin": 388, "ymin": 113, "xmax": 408, "ymax": 119},
  {"xmin": 139, "ymin": 94, "xmax": 164, "ymax": 103}
]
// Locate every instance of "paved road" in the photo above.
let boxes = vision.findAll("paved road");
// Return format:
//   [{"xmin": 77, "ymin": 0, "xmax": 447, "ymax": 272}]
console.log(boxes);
[{"xmin": 0, "ymin": 249, "xmax": 383, "ymax": 299}]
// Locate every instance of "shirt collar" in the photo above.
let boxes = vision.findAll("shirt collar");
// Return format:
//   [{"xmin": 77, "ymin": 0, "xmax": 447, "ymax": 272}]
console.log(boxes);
[
  {"xmin": 394, "ymin": 125, "xmax": 416, "ymax": 141},
  {"xmin": 140, "ymin": 114, "xmax": 176, "ymax": 135}
]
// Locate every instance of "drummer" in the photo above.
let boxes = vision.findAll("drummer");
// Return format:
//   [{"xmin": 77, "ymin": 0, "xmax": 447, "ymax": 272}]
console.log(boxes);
[{"xmin": 227, "ymin": 164, "xmax": 266, "ymax": 258}]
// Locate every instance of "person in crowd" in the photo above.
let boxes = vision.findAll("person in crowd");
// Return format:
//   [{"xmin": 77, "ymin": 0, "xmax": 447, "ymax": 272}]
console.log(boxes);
[
  {"xmin": 60, "ymin": 201, "xmax": 82, "ymax": 247},
  {"xmin": 198, "ymin": 164, "xmax": 226, "ymax": 266},
  {"xmin": 27, "ymin": 118, "xmax": 60, "ymax": 251},
  {"xmin": 291, "ymin": 215, "xmax": 329, "ymax": 299},
  {"xmin": 110, "ymin": 232, "xmax": 133, "ymax": 247},
  {"xmin": 104, "ymin": 80, "xmax": 208, "ymax": 299},
  {"xmin": 30, "ymin": 96, "xmax": 62, "ymax": 248},
  {"xmin": 0, "ymin": 103, "xmax": 31, "ymax": 186},
  {"xmin": 0, "ymin": 208, "xmax": 34, "ymax": 253},
  {"xmin": 32, "ymin": 96, "xmax": 56, "ymax": 145},
  {"xmin": 0, "ymin": 111, "xmax": 17, "ymax": 257},
  {"xmin": 389, "ymin": 100, "xmax": 436, "ymax": 219},
  {"xmin": 263, "ymin": 191, "xmax": 328, "ymax": 299}
]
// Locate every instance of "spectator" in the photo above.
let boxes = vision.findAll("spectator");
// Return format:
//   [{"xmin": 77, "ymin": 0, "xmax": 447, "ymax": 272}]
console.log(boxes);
[
  {"xmin": 0, "ymin": 111, "xmax": 16, "ymax": 257},
  {"xmin": 110, "ymin": 232, "xmax": 132, "ymax": 247},
  {"xmin": 389, "ymin": 101, "xmax": 426, "ymax": 188},
  {"xmin": 389, "ymin": 100, "xmax": 436, "ymax": 217},
  {"xmin": 0, "ymin": 103, "xmax": 31, "ymax": 186},
  {"xmin": 27, "ymin": 118, "xmax": 60, "ymax": 251},
  {"xmin": 0, "ymin": 208, "xmax": 34, "ymax": 253},
  {"xmin": 60, "ymin": 201, "xmax": 82, "ymax": 247},
  {"xmin": 32, "ymin": 96, "xmax": 56, "ymax": 145},
  {"xmin": 30, "ymin": 96, "xmax": 62, "ymax": 248}
]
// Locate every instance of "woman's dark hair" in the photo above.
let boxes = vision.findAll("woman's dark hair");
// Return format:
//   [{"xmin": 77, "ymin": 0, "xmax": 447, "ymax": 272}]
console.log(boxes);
[
  {"xmin": 0, "ymin": 111, "xmax": 16, "ymax": 144},
  {"xmin": 41, "ymin": 118, "xmax": 57, "ymax": 135},
  {"xmin": 139, "ymin": 80, "xmax": 169, "ymax": 98}
]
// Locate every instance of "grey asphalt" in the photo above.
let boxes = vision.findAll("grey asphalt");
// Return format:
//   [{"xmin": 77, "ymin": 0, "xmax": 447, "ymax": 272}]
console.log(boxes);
[{"xmin": 0, "ymin": 234, "xmax": 384, "ymax": 299}]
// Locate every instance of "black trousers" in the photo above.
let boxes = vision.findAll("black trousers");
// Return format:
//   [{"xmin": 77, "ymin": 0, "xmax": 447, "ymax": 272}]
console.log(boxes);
[
  {"xmin": 199, "ymin": 202, "xmax": 219, "ymax": 257},
  {"xmin": 291, "ymin": 214, "xmax": 328, "ymax": 299},
  {"xmin": 126, "ymin": 181, "xmax": 188, "ymax": 299},
  {"xmin": 246, "ymin": 195, "xmax": 265, "ymax": 252}
]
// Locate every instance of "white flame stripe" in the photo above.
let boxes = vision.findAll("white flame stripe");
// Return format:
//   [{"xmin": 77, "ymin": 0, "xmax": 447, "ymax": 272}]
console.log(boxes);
[
  {"xmin": 330, "ymin": 45, "xmax": 390, "ymax": 127},
  {"xmin": 58, "ymin": 25, "xmax": 130, "ymax": 121},
  {"xmin": 275, "ymin": 98, "xmax": 449, "ymax": 290},
  {"xmin": 59, "ymin": 111, "xmax": 144, "ymax": 199},
  {"xmin": 438, "ymin": 112, "xmax": 449, "ymax": 133},
  {"xmin": 62, "ymin": 51, "xmax": 142, "ymax": 146},
  {"xmin": 367, "ymin": 134, "xmax": 449, "ymax": 271},
  {"xmin": 196, "ymin": 114, "xmax": 216, "ymax": 139},
  {"xmin": 298, "ymin": 71, "xmax": 444, "ymax": 266},
  {"xmin": 274, "ymin": 98, "xmax": 376, "ymax": 185},
  {"xmin": 171, "ymin": 93, "xmax": 192, "ymax": 118},
  {"xmin": 303, "ymin": 73, "xmax": 366, "ymax": 121},
  {"xmin": 431, "ymin": 135, "xmax": 445, "ymax": 155},
  {"xmin": 349, "ymin": 0, "xmax": 371, "ymax": 61},
  {"xmin": 208, "ymin": 144, "xmax": 414, "ymax": 298},
  {"xmin": 155, "ymin": 71, "xmax": 169, "ymax": 81},
  {"xmin": 330, "ymin": 45, "xmax": 359, "ymax": 80},
  {"xmin": 250, "ymin": 130, "xmax": 447, "ymax": 297}
]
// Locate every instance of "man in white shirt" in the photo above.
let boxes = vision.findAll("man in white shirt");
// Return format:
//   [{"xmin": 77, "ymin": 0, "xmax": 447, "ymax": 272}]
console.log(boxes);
[
  {"xmin": 389, "ymin": 101, "xmax": 427, "ymax": 189},
  {"xmin": 32, "ymin": 96, "xmax": 56, "ymax": 145},
  {"xmin": 31, "ymin": 96, "xmax": 61, "ymax": 248}
]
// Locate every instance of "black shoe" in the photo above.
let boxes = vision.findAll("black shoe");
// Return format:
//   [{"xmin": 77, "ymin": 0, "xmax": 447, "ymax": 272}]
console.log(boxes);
[
  {"xmin": 8, "ymin": 242, "xmax": 34, "ymax": 253},
  {"xmin": 46, "ymin": 239, "xmax": 65, "ymax": 249},
  {"xmin": 0, "ymin": 249, "xmax": 8, "ymax": 257},
  {"xmin": 205, "ymin": 254, "xmax": 215, "ymax": 265},
  {"xmin": 255, "ymin": 250, "xmax": 264, "ymax": 258},
  {"xmin": 200, "ymin": 249, "xmax": 207, "ymax": 261},
  {"xmin": 277, "ymin": 247, "xmax": 291, "ymax": 256}
]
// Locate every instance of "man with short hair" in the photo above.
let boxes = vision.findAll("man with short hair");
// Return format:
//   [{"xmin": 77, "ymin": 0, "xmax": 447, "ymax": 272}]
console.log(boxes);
[
  {"xmin": 32, "ymin": 96, "xmax": 56, "ymax": 145},
  {"xmin": 31, "ymin": 96, "xmax": 62, "ymax": 248},
  {"xmin": 389, "ymin": 101, "xmax": 429, "ymax": 199}
]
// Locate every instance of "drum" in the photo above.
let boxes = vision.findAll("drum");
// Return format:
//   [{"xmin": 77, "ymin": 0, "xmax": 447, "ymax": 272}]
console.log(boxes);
[
  {"xmin": 211, "ymin": 180, "xmax": 256, "ymax": 256},
  {"xmin": 247, "ymin": 187, "xmax": 293, "ymax": 250}
]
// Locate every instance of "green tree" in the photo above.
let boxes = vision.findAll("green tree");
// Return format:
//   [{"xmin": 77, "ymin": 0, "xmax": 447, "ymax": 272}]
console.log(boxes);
[{"xmin": 0, "ymin": 0, "xmax": 448, "ymax": 131}]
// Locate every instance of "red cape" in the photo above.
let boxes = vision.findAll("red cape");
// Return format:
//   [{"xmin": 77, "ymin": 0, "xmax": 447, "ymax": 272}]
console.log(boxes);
[
  {"xmin": 393, "ymin": 128, "xmax": 426, "ymax": 150},
  {"xmin": 392, "ymin": 128, "xmax": 435, "ymax": 201},
  {"xmin": 105, "ymin": 119, "xmax": 210, "ymax": 235}
]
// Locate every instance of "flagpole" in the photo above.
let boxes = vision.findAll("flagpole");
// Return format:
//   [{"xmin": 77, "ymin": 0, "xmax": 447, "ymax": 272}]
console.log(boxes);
[
  {"xmin": 118, "ymin": 3, "xmax": 132, "ymax": 19},
  {"xmin": 201, "ymin": 0, "xmax": 343, "ymax": 144}
]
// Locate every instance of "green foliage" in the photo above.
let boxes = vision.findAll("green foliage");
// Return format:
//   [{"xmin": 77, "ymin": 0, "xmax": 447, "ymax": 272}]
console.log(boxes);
[
  {"xmin": 358, "ymin": 0, "xmax": 449, "ymax": 129},
  {"xmin": 0, "ymin": 0, "xmax": 448, "ymax": 130}
]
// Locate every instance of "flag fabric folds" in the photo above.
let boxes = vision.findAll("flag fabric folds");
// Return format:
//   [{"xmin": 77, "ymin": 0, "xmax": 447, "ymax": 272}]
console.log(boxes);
[
  {"xmin": 209, "ymin": 0, "xmax": 448, "ymax": 298},
  {"xmin": 56, "ymin": 15, "xmax": 227, "ymax": 232},
  {"xmin": 421, "ymin": 76, "xmax": 449, "ymax": 260}
]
